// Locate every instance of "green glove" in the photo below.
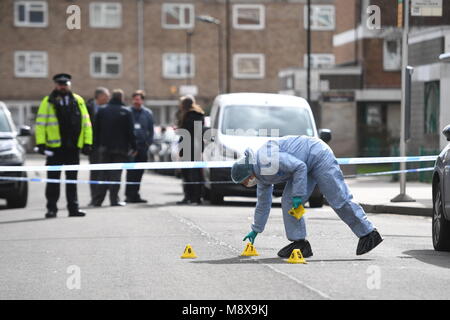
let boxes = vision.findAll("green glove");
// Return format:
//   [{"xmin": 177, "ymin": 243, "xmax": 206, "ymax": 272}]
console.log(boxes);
[
  {"xmin": 292, "ymin": 197, "xmax": 303, "ymax": 209},
  {"xmin": 243, "ymin": 230, "xmax": 258, "ymax": 244}
]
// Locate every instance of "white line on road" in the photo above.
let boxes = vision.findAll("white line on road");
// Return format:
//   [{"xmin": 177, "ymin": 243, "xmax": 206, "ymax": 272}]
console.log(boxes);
[{"xmin": 173, "ymin": 214, "xmax": 332, "ymax": 300}]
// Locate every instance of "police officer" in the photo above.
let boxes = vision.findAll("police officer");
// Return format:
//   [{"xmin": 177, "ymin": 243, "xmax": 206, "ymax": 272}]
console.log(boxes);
[
  {"xmin": 125, "ymin": 90, "xmax": 154, "ymax": 203},
  {"xmin": 35, "ymin": 74, "xmax": 93, "ymax": 218}
]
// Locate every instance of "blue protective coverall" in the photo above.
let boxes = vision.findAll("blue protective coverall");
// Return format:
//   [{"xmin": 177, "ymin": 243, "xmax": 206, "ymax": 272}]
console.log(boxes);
[{"xmin": 251, "ymin": 136, "xmax": 375, "ymax": 241}]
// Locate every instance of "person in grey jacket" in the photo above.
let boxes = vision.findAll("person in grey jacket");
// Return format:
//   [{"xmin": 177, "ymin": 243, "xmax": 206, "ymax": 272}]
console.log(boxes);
[{"xmin": 125, "ymin": 90, "xmax": 154, "ymax": 203}]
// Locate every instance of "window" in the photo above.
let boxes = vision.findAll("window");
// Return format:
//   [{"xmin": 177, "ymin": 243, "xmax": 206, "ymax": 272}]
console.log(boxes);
[
  {"xmin": 14, "ymin": 1, "xmax": 48, "ymax": 27},
  {"xmin": 304, "ymin": 5, "xmax": 335, "ymax": 31},
  {"xmin": 383, "ymin": 39, "xmax": 401, "ymax": 71},
  {"xmin": 162, "ymin": 4, "xmax": 194, "ymax": 29},
  {"xmin": 303, "ymin": 54, "xmax": 335, "ymax": 68},
  {"xmin": 233, "ymin": 54, "xmax": 265, "ymax": 79},
  {"xmin": 424, "ymin": 81, "xmax": 440, "ymax": 135},
  {"xmin": 163, "ymin": 53, "xmax": 195, "ymax": 79},
  {"xmin": 14, "ymin": 51, "xmax": 48, "ymax": 78},
  {"xmin": 233, "ymin": 4, "xmax": 265, "ymax": 30},
  {"xmin": 90, "ymin": 53, "xmax": 122, "ymax": 78},
  {"xmin": 90, "ymin": 2, "xmax": 122, "ymax": 28}
]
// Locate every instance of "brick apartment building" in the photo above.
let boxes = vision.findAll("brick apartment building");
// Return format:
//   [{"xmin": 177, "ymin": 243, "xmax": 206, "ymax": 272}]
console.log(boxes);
[
  {"xmin": 280, "ymin": 0, "xmax": 450, "ymax": 160},
  {"xmin": 0, "ymin": 0, "xmax": 336, "ymax": 131}
]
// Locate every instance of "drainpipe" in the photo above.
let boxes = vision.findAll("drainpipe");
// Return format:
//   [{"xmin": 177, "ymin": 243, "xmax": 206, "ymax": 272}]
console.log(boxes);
[{"xmin": 137, "ymin": 0, "xmax": 145, "ymax": 90}]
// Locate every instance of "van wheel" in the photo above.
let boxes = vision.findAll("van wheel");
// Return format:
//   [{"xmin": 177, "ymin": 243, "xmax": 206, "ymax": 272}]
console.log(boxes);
[
  {"xmin": 308, "ymin": 195, "xmax": 324, "ymax": 208},
  {"xmin": 210, "ymin": 188, "xmax": 224, "ymax": 205},
  {"xmin": 7, "ymin": 181, "xmax": 28, "ymax": 209},
  {"xmin": 433, "ymin": 184, "xmax": 450, "ymax": 251}
]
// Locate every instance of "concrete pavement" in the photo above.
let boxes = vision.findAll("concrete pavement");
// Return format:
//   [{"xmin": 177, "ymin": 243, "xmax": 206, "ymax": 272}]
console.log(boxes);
[{"xmin": 347, "ymin": 177, "xmax": 433, "ymax": 217}]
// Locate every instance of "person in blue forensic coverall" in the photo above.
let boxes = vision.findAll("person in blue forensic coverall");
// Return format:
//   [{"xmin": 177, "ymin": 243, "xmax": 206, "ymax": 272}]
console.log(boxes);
[{"xmin": 231, "ymin": 135, "xmax": 383, "ymax": 258}]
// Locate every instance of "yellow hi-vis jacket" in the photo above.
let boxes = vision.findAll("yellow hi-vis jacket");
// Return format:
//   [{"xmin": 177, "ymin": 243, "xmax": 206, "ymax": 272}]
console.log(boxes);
[{"xmin": 35, "ymin": 93, "xmax": 93, "ymax": 149}]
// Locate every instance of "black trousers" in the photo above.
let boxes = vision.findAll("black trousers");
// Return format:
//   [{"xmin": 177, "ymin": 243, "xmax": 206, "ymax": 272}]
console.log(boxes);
[
  {"xmin": 125, "ymin": 148, "xmax": 148, "ymax": 200},
  {"xmin": 181, "ymin": 168, "xmax": 203, "ymax": 203},
  {"xmin": 92, "ymin": 151, "xmax": 128, "ymax": 205},
  {"xmin": 46, "ymin": 148, "xmax": 80, "ymax": 214},
  {"xmin": 89, "ymin": 148, "xmax": 101, "ymax": 203}
]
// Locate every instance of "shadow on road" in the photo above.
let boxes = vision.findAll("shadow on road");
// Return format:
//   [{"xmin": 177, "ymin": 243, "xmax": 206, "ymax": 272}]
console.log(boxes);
[
  {"xmin": 191, "ymin": 256, "xmax": 373, "ymax": 265},
  {"xmin": 403, "ymin": 250, "xmax": 450, "ymax": 269},
  {"xmin": 0, "ymin": 218, "xmax": 48, "ymax": 225},
  {"xmin": 124, "ymin": 201, "xmax": 282, "ymax": 208}
]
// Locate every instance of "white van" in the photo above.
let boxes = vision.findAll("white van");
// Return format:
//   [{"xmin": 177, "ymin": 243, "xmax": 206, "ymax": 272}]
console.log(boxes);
[{"xmin": 202, "ymin": 93, "xmax": 331, "ymax": 205}]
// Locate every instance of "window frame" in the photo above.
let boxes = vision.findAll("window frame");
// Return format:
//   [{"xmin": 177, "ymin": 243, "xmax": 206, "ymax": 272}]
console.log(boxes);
[
  {"xmin": 304, "ymin": 5, "xmax": 335, "ymax": 31},
  {"xmin": 233, "ymin": 53, "xmax": 265, "ymax": 79},
  {"xmin": 14, "ymin": 51, "xmax": 48, "ymax": 78},
  {"xmin": 89, "ymin": 2, "xmax": 122, "ymax": 29},
  {"xmin": 383, "ymin": 38, "xmax": 402, "ymax": 71},
  {"xmin": 90, "ymin": 52, "xmax": 123, "ymax": 78},
  {"xmin": 161, "ymin": 3, "xmax": 195, "ymax": 30},
  {"xmin": 303, "ymin": 53, "xmax": 335, "ymax": 68},
  {"xmin": 162, "ymin": 53, "xmax": 195, "ymax": 79},
  {"xmin": 232, "ymin": 4, "xmax": 265, "ymax": 30},
  {"xmin": 14, "ymin": 1, "xmax": 48, "ymax": 28}
]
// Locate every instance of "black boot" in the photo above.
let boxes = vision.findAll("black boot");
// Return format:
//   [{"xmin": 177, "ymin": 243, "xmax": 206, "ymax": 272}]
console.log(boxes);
[
  {"xmin": 68, "ymin": 210, "xmax": 86, "ymax": 217},
  {"xmin": 176, "ymin": 198, "xmax": 191, "ymax": 205},
  {"xmin": 45, "ymin": 211, "xmax": 57, "ymax": 219},
  {"xmin": 356, "ymin": 229, "xmax": 383, "ymax": 255},
  {"xmin": 278, "ymin": 240, "xmax": 313, "ymax": 258}
]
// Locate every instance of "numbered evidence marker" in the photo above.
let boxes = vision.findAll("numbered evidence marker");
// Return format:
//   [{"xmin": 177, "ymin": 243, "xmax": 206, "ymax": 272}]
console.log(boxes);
[
  {"xmin": 241, "ymin": 242, "xmax": 259, "ymax": 257},
  {"xmin": 288, "ymin": 205, "xmax": 306, "ymax": 220},
  {"xmin": 287, "ymin": 249, "xmax": 307, "ymax": 264},
  {"xmin": 181, "ymin": 244, "xmax": 198, "ymax": 259}
]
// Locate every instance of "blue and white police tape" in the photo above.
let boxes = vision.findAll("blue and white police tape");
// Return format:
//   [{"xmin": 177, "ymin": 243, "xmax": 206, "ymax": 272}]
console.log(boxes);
[
  {"xmin": 0, "ymin": 155, "xmax": 438, "ymax": 172},
  {"xmin": 343, "ymin": 167, "xmax": 435, "ymax": 179},
  {"xmin": 0, "ymin": 167, "xmax": 435, "ymax": 185}
]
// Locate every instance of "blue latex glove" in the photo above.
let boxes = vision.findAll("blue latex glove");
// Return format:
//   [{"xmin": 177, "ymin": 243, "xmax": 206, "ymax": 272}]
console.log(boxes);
[
  {"xmin": 292, "ymin": 197, "xmax": 303, "ymax": 209},
  {"xmin": 243, "ymin": 230, "xmax": 258, "ymax": 244}
]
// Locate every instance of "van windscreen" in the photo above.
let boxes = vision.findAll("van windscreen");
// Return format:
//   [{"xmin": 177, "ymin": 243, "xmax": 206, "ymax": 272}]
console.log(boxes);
[{"xmin": 221, "ymin": 105, "xmax": 314, "ymax": 137}]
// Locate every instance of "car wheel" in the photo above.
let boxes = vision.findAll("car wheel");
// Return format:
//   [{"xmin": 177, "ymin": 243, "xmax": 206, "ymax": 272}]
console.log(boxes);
[
  {"xmin": 432, "ymin": 184, "xmax": 450, "ymax": 251},
  {"xmin": 7, "ymin": 181, "xmax": 28, "ymax": 209},
  {"xmin": 308, "ymin": 195, "xmax": 324, "ymax": 208}
]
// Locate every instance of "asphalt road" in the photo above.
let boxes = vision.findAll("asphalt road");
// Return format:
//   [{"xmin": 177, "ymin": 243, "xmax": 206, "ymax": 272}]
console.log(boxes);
[{"xmin": 0, "ymin": 157, "xmax": 449, "ymax": 300}]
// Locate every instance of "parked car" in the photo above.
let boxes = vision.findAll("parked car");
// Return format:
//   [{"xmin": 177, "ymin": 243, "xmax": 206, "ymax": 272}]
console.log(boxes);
[
  {"xmin": 0, "ymin": 102, "xmax": 31, "ymax": 208},
  {"xmin": 432, "ymin": 124, "xmax": 450, "ymax": 251},
  {"xmin": 202, "ymin": 93, "xmax": 331, "ymax": 205}
]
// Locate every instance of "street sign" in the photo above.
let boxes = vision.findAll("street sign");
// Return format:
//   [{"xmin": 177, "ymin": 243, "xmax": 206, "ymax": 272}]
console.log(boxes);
[
  {"xmin": 411, "ymin": 0, "xmax": 443, "ymax": 17},
  {"xmin": 179, "ymin": 85, "xmax": 198, "ymax": 97}
]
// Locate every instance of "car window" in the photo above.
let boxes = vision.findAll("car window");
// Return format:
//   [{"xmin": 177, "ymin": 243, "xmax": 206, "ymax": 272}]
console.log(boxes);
[
  {"xmin": 0, "ymin": 109, "xmax": 12, "ymax": 132},
  {"xmin": 221, "ymin": 105, "xmax": 314, "ymax": 137}
]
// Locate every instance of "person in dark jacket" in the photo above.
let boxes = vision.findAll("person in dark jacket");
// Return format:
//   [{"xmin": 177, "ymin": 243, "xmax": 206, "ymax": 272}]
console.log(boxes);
[
  {"xmin": 86, "ymin": 87, "xmax": 110, "ymax": 206},
  {"xmin": 91, "ymin": 89, "xmax": 136, "ymax": 207},
  {"xmin": 125, "ymin": 90, "xmax": 154, "ymax": 203},
  {"xmin": 177, "ymin": 95, "xmax": 205, "ymax": 205}
]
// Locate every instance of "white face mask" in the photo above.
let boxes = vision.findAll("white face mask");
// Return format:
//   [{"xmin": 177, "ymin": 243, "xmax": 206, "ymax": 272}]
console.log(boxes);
[{"xmin": 243, "ymin": 176, "xmax": 257, "ymax": 188}]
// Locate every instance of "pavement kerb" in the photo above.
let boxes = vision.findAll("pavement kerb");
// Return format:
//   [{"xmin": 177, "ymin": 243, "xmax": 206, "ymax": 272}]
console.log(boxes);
[{"xmin": 360, "ymin": 203, "xmax": 432, "ymax": 217}]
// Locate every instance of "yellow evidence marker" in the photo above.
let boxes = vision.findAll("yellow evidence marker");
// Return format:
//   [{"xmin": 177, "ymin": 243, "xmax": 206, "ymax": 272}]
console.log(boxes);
[
  {"xmin": 287, "ymin": 249, "xmax": 307, "ymax": 264},
  {"xmin": 181, "ymin": 244, "xmax": 198, "ymax": 259},
  {"xmin": 288, "ymin": 205, "xmax": 306, "ymax": 220},
  {"xmin": 241, "ymin": 242, "xmax": 259, "ymax": 257}
]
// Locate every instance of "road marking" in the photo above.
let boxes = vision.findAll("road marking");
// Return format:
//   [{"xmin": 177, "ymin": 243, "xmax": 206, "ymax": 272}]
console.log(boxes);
[{"xmin": 173, "ymin": 214, "xmax": 331, "ymax": 300}]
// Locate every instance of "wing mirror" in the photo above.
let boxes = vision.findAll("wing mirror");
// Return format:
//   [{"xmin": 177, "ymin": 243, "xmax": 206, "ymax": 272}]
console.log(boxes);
[
  {"xmin": 18, "ymin": 125, "xmax": 31, "ymax": 137},
  {"xmin": 319, "ymin": 129, "xmax": 332, "ymax": 143},
  {"xmin": 443, "ymin": 125, "xmax": 450, "ymax": 141}
]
